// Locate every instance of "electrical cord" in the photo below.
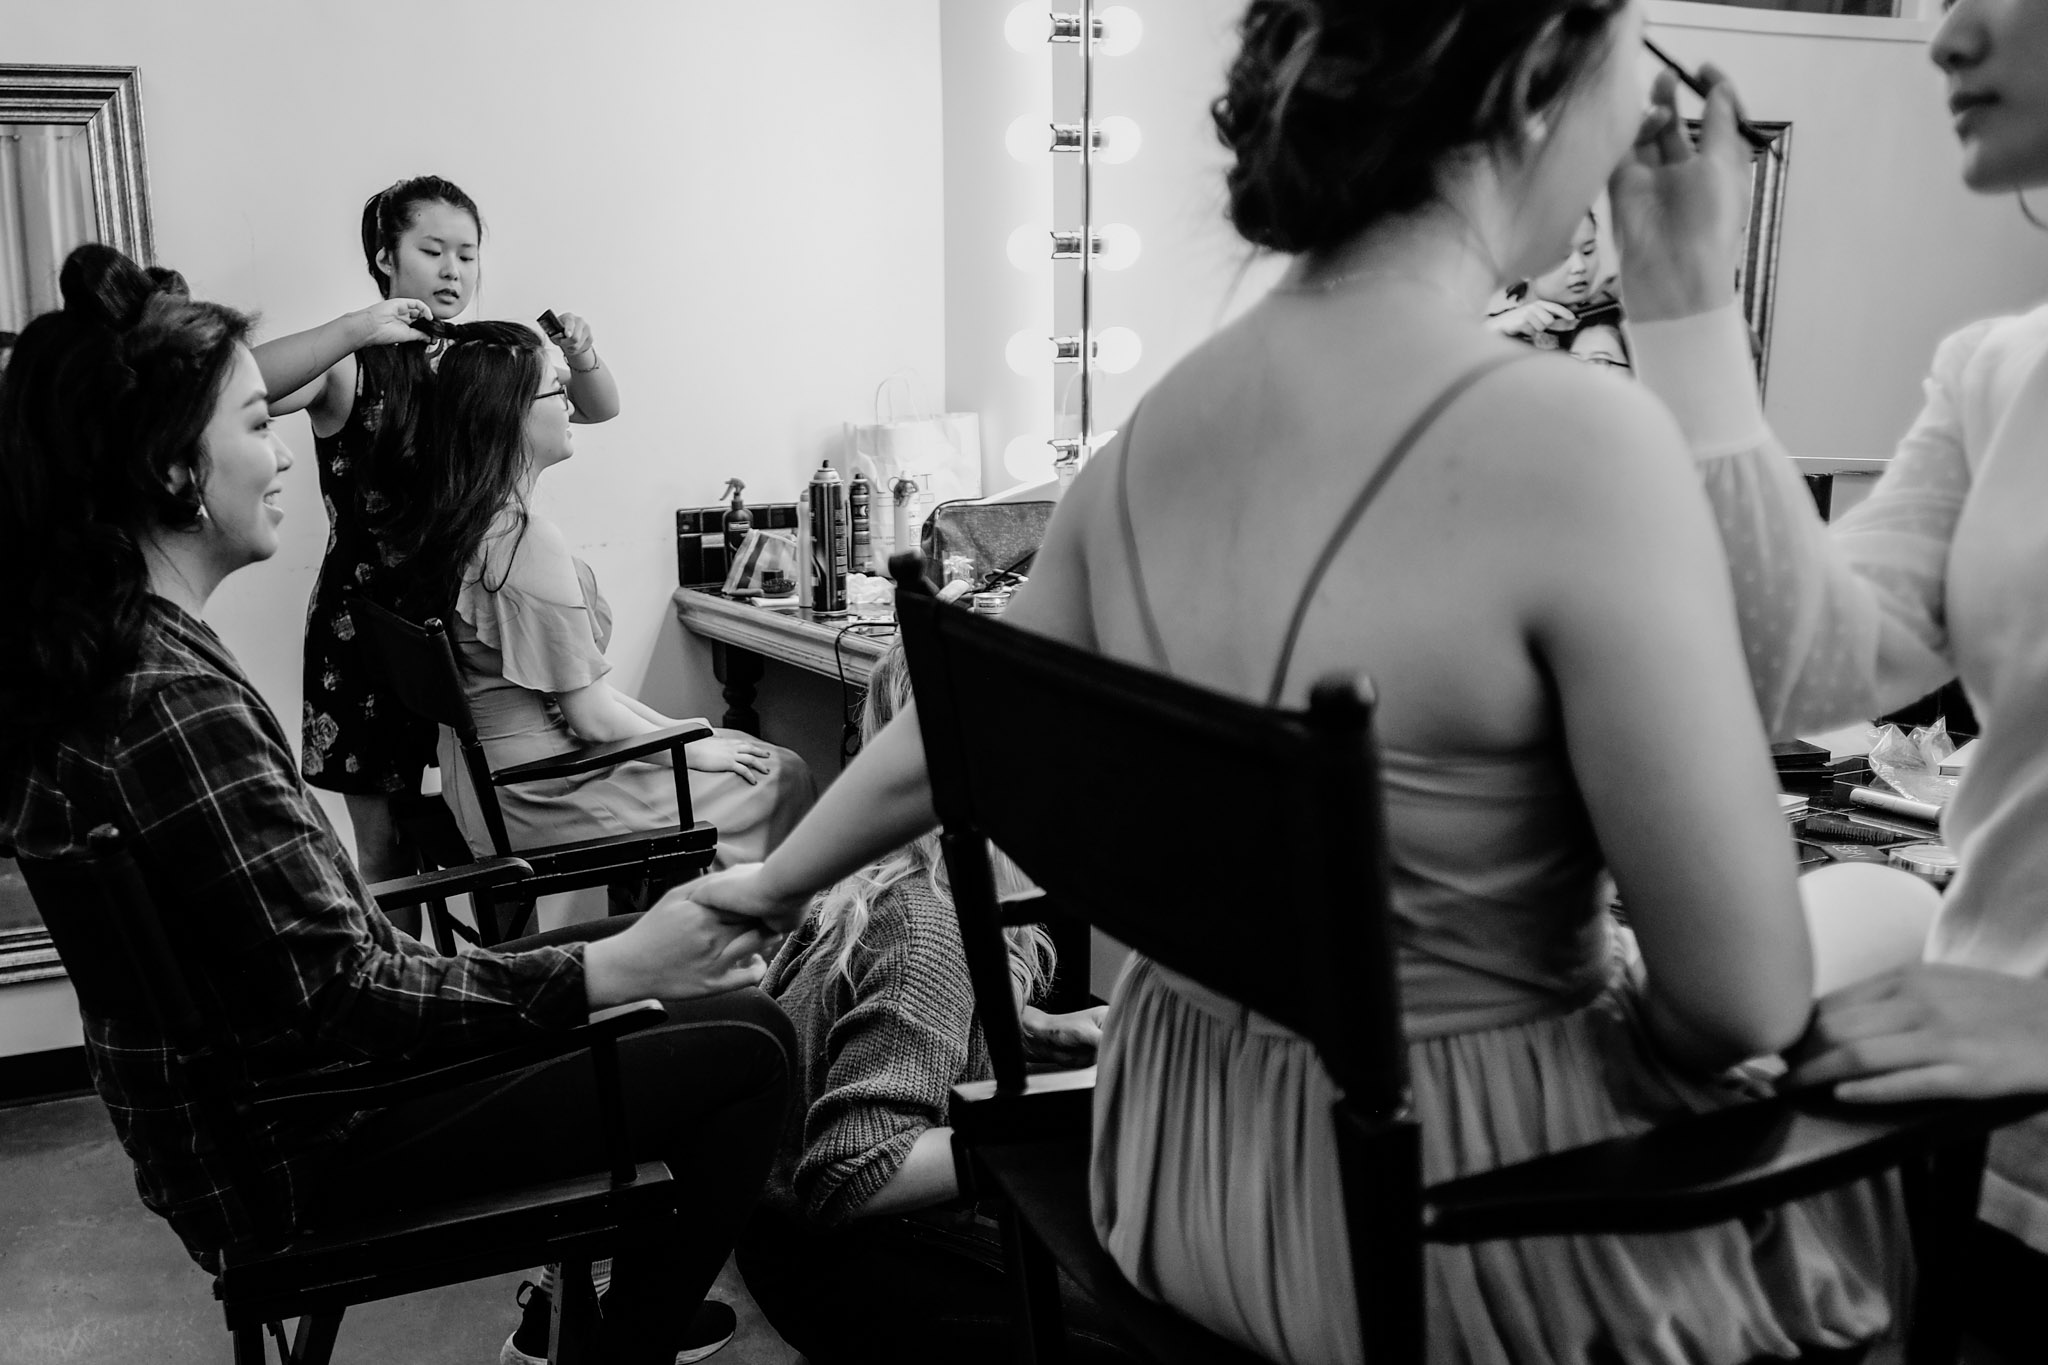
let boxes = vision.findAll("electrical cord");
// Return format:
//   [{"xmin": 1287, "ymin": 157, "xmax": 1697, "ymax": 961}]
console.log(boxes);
[{"xmin": 835, "ymin": 617, "xmax": 898, "ymax": 767}]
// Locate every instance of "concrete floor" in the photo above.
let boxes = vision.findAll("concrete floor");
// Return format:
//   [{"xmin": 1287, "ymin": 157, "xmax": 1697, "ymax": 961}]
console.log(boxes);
[
  {"xmin": 0, "ymin": 1094, "xmax": 802, "ymax": 1365},
  {"xmin": 0, "ymin": 1092, "xmax": 2031, "ymax": 1365}
]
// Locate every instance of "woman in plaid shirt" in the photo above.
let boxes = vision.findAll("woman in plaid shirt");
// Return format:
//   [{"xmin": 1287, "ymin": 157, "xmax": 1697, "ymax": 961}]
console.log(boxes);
[{"xmin": 0, "ymin": 244, "xmax": 788, "ymax": 1365}]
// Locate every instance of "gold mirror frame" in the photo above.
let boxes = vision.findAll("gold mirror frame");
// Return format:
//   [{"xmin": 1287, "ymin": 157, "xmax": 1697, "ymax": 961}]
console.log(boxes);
[{"xmin": 0, "ymin": 63, "xmax": 155, "ymax": 987}]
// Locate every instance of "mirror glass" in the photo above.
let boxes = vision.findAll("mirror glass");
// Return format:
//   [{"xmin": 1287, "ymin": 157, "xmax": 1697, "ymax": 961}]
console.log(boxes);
[{"xmin": 0, "ymin": 122, "xmax": 95, "ymax": 342}]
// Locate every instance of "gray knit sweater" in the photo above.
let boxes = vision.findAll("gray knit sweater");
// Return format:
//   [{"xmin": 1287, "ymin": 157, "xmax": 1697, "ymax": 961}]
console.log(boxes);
[{"xmin": 760, "ymin": 874, "xmax": 993, "ymax": 1227}]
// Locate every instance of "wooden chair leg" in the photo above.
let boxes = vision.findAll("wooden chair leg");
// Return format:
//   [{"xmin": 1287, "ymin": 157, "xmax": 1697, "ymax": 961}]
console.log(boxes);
[
  {"xmin": 290, "ymin": 1311, "xmax": 344, "ymax": 1365},
  {"xmin": 551, "ymin": 1261, "xmax": 604, "ymax": 1365},
  {"xmin": 232, "ymin": 1325, "xmax": 269, "ymax": 1365},
  {"xmin": 1902, "ymin": 1130, "xmax": 1991, "ymax": 1365},
  {"xmin": 1000, "ymin": 1202, "xmax": 1069, "ymax": 1365}
]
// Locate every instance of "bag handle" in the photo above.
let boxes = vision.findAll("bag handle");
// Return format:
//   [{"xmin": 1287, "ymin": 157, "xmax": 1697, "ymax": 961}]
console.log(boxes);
[{"xmin": 873, "ymin": 369, "xmax": 928, "ymax": 425}]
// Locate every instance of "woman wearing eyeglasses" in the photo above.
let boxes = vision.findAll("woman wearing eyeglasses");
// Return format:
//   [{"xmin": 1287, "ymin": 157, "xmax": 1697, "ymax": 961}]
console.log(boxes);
[
  {"xmin": 249, "ymin": 176, "xmax": 623, "ymax": 900},
  {"xmin": 1614, "ymin": 0, "xmax": 2048, "ymax": 1325},
  {"xmin": 383, "ymin": 321, "xmax": 813, "ymax": 879}
]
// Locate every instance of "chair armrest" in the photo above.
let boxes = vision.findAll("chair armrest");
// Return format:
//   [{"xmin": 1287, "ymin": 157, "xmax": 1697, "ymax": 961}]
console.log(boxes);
[
  {"xmin": 369, "ymin": 856, "xmax": 534, "ymax": 911},
  {"xmin": 493, "ymin": 722, "xmax": 713, "ymax": 786},
  {"xmin": 241, "ymin": 1000, "xmax": 669, "ymax": 1126},
  {"xmin": 951, "ymin": 1066, "xmax": 1096, "ymax": 1146},
  {"xmin": 1421, "ymin": 1088, "xmax": 2048, "ymax": 1244}
]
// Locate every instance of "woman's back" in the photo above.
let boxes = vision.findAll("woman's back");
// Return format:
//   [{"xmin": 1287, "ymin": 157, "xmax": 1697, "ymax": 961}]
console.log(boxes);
[{"xmin": 1039, "ymin": 281, "xmax": 1907, "ymax": 1362}]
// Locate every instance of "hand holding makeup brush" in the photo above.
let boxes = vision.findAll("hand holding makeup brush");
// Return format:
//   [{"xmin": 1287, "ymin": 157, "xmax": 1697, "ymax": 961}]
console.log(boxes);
[{"xmin": 1608, "ymin": 66, "xmax": 1753, "ymax": 325}]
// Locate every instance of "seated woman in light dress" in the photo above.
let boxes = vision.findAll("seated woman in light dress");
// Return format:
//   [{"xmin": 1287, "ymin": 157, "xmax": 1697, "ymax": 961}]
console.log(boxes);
[
  {"xmin": 386, "ymin": 321, "xmax": 814, "ymax": 872},
  {"xmin": 685, "ymin": 0, "xmax": 1928, "ymax": 1360}
]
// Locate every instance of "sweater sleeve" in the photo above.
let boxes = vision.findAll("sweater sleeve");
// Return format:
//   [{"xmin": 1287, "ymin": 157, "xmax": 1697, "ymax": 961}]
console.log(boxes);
[
  {"xmin": 792, "ymin": 881, "xmax": 977, "ymax": 1226},
  {"xmin": 1630, "ymin": 302, "xmax": 1980, "ymax": 737}
]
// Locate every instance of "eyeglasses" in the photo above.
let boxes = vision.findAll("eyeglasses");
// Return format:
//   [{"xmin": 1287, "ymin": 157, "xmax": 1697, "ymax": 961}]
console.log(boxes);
[{"xmin": 534, "ymin": 386, "xmax": 573, "ymax": 412}]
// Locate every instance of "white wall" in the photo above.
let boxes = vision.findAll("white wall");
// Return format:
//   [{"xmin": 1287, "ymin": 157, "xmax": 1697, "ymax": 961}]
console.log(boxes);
[
  {"xmin": 0, "ymin": 0, "xmax": 944, "ymax": 1054},
  {"xmin": 0, "ymin": 0, "xmax": 942, "ymax": 788}
]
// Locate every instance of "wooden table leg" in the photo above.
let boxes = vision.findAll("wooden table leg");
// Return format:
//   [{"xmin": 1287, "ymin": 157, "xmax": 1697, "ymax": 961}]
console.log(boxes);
[{"xmin": 711, "ymin": 641, "xmax": 765, "ymax": 736}]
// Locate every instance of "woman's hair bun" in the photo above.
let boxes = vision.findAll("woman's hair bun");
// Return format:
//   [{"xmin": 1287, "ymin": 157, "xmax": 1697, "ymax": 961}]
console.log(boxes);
[
  {"xmin": 60, "ymin": 243, "xmax": 177, "ymax": 333},
  {"xmin": 1214, "ymin": 0, "xmax": 1626, "ymax": 256}
]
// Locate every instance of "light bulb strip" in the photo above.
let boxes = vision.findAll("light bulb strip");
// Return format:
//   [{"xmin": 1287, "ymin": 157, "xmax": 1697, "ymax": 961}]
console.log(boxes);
[{"xmin": 1076, "ymin": 0, "xmax": 1095, "ymax": 472}]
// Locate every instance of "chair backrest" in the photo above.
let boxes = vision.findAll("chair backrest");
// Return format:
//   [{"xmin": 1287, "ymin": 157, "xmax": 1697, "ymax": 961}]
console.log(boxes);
[
  {"xmin": 20, "ymin": 824, "xmax": 207, "ymax": 1039},
  {"xmin": 889, "ymin": 554, "xmax": 1407, "ymax": 1121},
  {"xmin": 350, "ymin": 594, "xmax": 513, "ymax": 856},
  {"xmin": 19, "ymin": 827, "xmax": 273, "ymax": 1240}
]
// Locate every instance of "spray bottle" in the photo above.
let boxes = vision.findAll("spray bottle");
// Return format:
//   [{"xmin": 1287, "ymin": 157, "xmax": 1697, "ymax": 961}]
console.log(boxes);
[
  {"xmin": 720, "ymin": 478, "xmax": 751, "ymax": 557},
  {"xmin": 807, "ymin": 462, "xmax": 849, "ymax": 615}
]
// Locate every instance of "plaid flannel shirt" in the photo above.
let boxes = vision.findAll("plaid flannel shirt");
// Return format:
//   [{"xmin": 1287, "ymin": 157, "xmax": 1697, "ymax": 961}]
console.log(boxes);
[{"xmin": 0, "ymin": 599, "xmax": 588, "ymax": 1265}]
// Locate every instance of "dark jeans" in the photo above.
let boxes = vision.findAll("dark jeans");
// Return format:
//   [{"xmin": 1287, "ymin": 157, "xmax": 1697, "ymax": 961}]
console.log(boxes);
[
  {"xmin": 329, "ymin": 915, "xmax": 794, "ymax": 1365},
  {"xmin": 737, "ymin": 1197, "xmax": 1138, "ymax": 1365}
]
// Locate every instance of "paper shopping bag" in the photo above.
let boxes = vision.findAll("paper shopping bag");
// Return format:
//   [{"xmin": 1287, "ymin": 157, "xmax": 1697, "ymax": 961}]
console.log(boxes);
[{"xmin": 840, "ymin": 373, "xmax": 981, "ymax": 574}]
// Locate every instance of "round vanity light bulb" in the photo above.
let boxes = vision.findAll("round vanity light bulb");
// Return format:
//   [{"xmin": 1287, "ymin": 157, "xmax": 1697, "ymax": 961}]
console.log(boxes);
[
  {"xmin": 1006, "ymin": 330, "xmax": 1056, "ymax": 376},
  {"xmin": 1007, "ymin": 223, "xmax": 1050, "ymax": 272},
  {"xmin": 1094, "ymin": 326, "xmax": 1143, "ymax": 375},
  {"xmin": 1095, "ymin": 116, "xmax": 1142, "ymax": 165},
  {"xmin": 1006, "ymin": 115, "xmax": 1051, "ymax": 164},
  {"xmin": 1005, "ymin": 434, "xmax": 1057, "ymax": 483},
  {"xmin": 1006, "ymin": 5, "xmax": 1052, "ymax": 52},
  {"xmin": 1095, "ymin": 223, "xmax": 1142, "ymax": 272},
  {"xmin": 1098, "ymin": 6, "xmax": 1143, "ymax": 56}
]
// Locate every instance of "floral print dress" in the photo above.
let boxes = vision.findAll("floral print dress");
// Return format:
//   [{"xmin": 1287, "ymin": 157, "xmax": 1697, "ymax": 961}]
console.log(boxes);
[{"xmin": 300, "ymin": 347, "xmax": 437, "ymax": 795}]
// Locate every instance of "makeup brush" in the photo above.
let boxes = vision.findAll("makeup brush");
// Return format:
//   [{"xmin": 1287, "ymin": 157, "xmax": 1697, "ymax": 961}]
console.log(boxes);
[{"xmin": 1642, "ymin": 37, "xmax": 1780, "ymax": 157}]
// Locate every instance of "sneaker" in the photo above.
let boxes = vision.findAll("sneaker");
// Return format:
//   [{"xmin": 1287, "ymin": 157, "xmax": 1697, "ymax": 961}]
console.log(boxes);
[
  {"xmin": 674, "ymin": 1300, "xmax": 738, "ymax": 1364},
  {"xmin": 498, "ymin": 1279, "xmax": 738, "ymax": 1365},
  {"xmin": 499, "ymin": 1279, "xmax": 551, "ymax": 1365}
]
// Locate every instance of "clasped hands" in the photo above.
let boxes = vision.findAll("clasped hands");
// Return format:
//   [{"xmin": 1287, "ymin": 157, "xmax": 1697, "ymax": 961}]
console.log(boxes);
[{"xmin": 584, "ymin": 862, "xmax": 1111, "ymax": 1064}]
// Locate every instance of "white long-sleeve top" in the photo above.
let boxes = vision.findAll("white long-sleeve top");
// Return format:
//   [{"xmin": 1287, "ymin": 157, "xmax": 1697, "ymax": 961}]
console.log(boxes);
[
  {"xmin": 1635, "ymin": 302, "xmax": 2048, "ymax": 1249},
  {"xmin": 1632, "ymin": 301, "xmax": 2048, "ymax": 978}
]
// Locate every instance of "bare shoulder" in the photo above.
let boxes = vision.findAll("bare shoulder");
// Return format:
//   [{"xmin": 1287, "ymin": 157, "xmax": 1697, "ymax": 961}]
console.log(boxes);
[{"xmin": 1461, "ymin": 357, "xmax": 1698, "ymax": 521}]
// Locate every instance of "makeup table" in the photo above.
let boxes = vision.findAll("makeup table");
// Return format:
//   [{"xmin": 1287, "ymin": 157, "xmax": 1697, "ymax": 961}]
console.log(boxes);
[{"xmin": 671, "ymin": 586, "xmax": 894, "ymax": 734}]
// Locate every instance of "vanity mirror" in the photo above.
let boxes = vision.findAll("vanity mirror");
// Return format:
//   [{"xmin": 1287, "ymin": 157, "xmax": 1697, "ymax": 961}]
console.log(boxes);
[{"xmin": 0, "ymin": 63, "xmax": 155, "ymax": 985}]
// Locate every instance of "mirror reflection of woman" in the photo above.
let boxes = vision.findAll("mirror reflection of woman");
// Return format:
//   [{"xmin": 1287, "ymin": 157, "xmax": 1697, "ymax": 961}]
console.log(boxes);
[
  {"xmin": 251, "ymin": 176, "xmax": 623, "ymax": 900},
  {"xmin": 1614, "ymin": 0, "xmax": 2048, "ymax": 1292}
]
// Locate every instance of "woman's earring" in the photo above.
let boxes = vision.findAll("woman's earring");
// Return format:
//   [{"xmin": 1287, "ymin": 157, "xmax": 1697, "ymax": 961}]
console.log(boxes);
[{"xmin": 2020, "ymin": 190, "xmax": 2047, "ymax": 232}]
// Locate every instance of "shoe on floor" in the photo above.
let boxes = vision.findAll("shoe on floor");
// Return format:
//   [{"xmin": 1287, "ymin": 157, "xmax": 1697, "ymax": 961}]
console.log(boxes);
[
  {"xmin": 498, "ymin": 1279, "xmax": 739, "ymax": 1365},
  {"xmin": 675, "ymin": 1300, "xmax": 738, "ymax": 1364},
  {"xmin": 499, "ymin": 1279, "xmax": 552, "ymax": 1365}
]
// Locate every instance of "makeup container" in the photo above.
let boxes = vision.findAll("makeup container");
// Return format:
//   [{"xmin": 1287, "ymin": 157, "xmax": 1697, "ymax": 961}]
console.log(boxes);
[{"xmin": 1887, "ymin": 843, "xmax": 1958, "ymax": 891}]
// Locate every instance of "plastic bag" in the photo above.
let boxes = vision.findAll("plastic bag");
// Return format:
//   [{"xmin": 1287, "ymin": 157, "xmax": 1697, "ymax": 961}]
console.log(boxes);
[
  {"xmin": 721, "ymin": 528, "xmax": 800, "ymax": 600},
  {"xmin": 1867, "ymin": 719, "xmax": 1961, "ymax": 809}
]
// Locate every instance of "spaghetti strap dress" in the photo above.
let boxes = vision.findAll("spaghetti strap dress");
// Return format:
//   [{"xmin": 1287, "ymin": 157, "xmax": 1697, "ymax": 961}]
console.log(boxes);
[
  {"xmin": 437, "ymin": 513, "xmax": 818, "ymax": 870},
  {"xmin": 1085, "ymin": 357, "xmax": 1908, "ymax": 1365},
  {"xmin": 300, "ymin": 347, "xmax": 437, "ymax": 795}
]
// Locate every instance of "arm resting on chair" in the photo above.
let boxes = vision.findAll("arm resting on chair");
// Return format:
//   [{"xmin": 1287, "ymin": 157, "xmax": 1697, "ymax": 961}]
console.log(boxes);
[
  {"xmin": 369, "ymin": 856, "xmax": 534, "ymax": 911},
  {"xmin": 1420, "ymin": 1088, "xmax": 2048, "ymax": 1243},
  {"xmin": 240, "ymin": 999, "xmax": 668, "ymax": 1126},
  {"xmin": 492, "ymin": 723, "xmax": 713, "ymax": 785}
]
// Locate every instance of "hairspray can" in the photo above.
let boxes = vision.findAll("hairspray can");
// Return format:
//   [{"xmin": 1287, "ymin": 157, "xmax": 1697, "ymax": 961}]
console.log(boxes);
[
  {"xmin": 807, "ymin": 462, "xmax": 848, "ymax": 614},
  {"xmin": 849, "ymin": 472, "xmax": 872, "ymax": 575}
]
